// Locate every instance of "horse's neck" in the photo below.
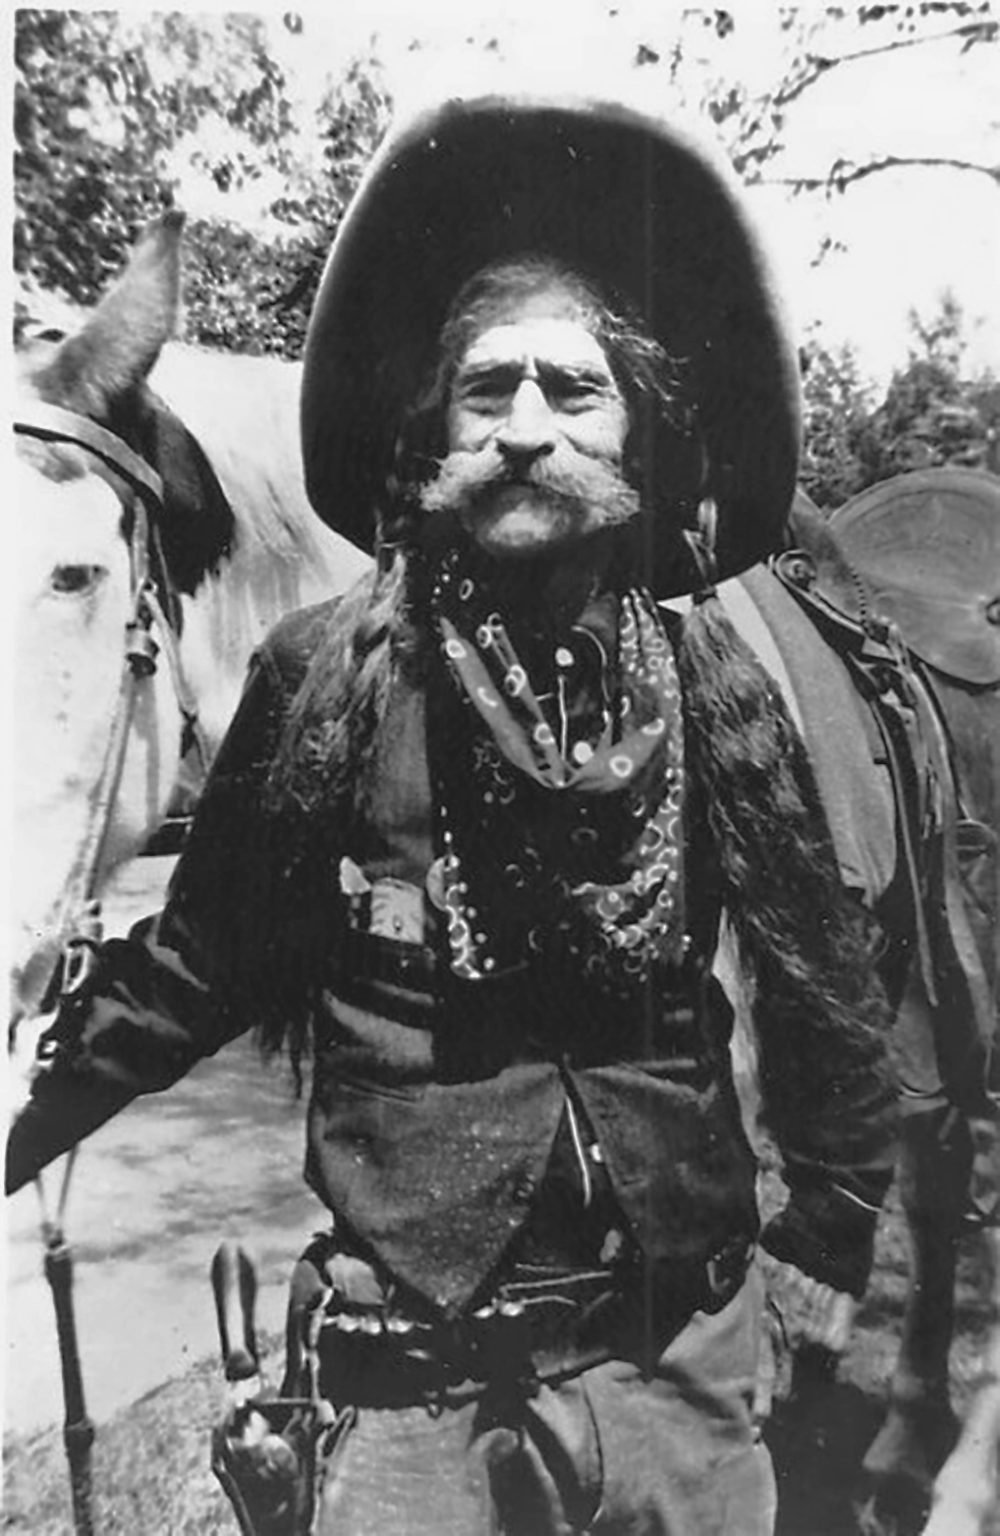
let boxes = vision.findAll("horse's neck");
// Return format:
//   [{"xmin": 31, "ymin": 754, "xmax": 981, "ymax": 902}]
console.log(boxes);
[
  {"xmin": 150, "ymin": 344, "xmax": 370, "ymax": 753},
  {"xmin": 177, "ymin": 533, "xmax": 359, "ymax": 754}
]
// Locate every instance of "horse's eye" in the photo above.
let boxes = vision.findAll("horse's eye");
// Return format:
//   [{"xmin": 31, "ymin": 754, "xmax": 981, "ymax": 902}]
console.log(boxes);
[{"xmin": 49, "ymin": 563, "xmax": 107, "ymax": 596}]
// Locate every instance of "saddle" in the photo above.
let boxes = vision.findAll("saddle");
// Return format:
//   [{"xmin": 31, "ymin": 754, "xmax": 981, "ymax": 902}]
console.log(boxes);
[
  {"xmin": 827, "ymin": 468, "xmax": 1000, "ymax": 689},
  {"xmin": 769, "ymin": 485, "xmax": 997, "ymax": 1109}
]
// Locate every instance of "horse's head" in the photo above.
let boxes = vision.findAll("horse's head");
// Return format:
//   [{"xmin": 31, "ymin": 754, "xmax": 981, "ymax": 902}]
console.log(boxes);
[
  {"xmin": 11, "ymin": 213, "xmax": 372, "ymax": 1029},
  {"xmin": 11, "ymin": 214, "xmax": 193, "ymax": 1021}
]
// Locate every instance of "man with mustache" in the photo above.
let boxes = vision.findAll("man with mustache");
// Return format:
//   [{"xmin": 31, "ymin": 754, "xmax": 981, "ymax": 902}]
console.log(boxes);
[{"xmin": 8, "ymin": 96, "xmax": 898, "ymax": 1533}]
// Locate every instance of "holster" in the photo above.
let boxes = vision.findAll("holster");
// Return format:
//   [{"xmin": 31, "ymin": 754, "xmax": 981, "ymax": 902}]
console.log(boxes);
[{"xmin": 212, "ymin": 1397, "xmax": 355, "ymax": 1536}]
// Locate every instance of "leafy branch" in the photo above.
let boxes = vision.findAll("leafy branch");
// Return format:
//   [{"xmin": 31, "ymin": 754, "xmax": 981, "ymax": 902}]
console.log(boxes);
[
  {"xmin": 763, "ymin": 153, "xmax": 1000, "ymax": 193},
  {"xmin": 770, "ymin": 16, "xmax": 998, "ymax": 113},
  {"xmin": 716, "ymin": 9, "xmax": 997, "ymax": 181}
]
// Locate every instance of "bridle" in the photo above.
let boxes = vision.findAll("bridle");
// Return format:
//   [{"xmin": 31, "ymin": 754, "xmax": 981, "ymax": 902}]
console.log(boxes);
[
  {"xmin": 13, "ymin": 400, "xmax": 215, "ymax": 1536},
  {"xmin": 13, "ymin": 400, "xmax": 210, "ymax": 1010}
]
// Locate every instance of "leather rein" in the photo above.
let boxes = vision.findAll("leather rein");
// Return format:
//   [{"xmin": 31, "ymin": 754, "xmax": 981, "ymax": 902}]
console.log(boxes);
[
  {"xmin": 14, "ymin": 400, "xmax": 210, "ymax": 1005},
  {"xmin": 13, "ymin": 400, "xmax": 222, "ymax": 1536}
]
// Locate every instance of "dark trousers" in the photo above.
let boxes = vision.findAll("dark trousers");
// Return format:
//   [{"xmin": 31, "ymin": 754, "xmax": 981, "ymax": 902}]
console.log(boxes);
[{"xmin": 313, "ymin": 1268, "xmax": 775, "ymax": 1535}]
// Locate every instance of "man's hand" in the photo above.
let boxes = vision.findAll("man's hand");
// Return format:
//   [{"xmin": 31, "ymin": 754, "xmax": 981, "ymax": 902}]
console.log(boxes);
[
  {"xmin": 766, "ymin": 1258, "xmax": 856, "ymax": 1354},
  {"xmin": 7, "ymin": 1012, "xmax": 55, "ymax": 1117},
  {"xmin": 752, "ymin": 1257, "xmax": 857, "ymax": 1431},
  {"xmin": 967, "ymin": 1113, "xmax": 1000, "ymax": 1229}
]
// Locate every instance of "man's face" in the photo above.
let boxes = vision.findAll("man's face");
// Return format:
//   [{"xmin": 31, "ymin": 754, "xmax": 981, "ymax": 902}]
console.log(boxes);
[{"xmin": 439, "ymin": 299, "xmax": 631, "ymax": 560}]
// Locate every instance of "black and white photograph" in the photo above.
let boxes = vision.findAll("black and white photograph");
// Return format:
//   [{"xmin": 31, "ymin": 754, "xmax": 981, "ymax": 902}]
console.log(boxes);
[{"xmin": 5, "ymin": 5, "xmax": 999, "ymax": 1532}]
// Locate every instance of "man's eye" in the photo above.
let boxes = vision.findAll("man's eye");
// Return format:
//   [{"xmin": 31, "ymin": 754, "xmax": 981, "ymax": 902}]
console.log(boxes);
[
  {"xmin": 458, "ymin": 376, "xmax": 511, "ymax": 408},
  {"xmin": 552, "ymin": 380, "xmax": 604, "ymax": 408}
]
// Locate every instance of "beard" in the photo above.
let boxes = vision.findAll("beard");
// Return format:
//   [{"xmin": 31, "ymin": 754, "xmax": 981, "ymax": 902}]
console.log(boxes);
[{"xmin": 417, "ymin": 443, "xmax": 641, "ymax": 532}]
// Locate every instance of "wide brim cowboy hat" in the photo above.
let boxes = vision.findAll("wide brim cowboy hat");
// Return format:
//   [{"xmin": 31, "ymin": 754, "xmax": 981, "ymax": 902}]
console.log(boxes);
[{"xmin": 301, "ymin": 91, "xmax": 802, "ymax": 595}]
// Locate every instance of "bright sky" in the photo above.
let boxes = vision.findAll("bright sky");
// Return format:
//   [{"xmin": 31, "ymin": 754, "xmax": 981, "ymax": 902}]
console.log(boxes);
[
  {"xmin": 8, "ymin": 2, "xmax": 1000, "ymax": 388},
  {"xmin": 257, "ymin": 0, "xmax": 1000, "ymax": 390}
]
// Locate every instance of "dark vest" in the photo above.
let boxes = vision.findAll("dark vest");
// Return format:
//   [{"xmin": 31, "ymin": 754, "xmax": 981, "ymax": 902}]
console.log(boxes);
[{"xmin": 300, "ymin": 674, "xmax": 759, "ymax": 1316}]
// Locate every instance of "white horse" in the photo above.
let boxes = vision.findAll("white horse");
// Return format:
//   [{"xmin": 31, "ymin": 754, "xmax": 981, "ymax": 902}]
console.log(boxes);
[{"xmin": 11, "ymin": 211, "xmax": 369, "ymax": 1026}]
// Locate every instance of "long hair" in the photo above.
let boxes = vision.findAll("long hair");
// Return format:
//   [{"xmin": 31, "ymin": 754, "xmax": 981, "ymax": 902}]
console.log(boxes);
[
  {"xmin": 677, "ymin": 590, "xmax": 894, "ymax": 1130},
  {"xmin": 246, "ymin": 548, "xmax": 420, "ymax": 1083},
  {"xmin": 252, "ymin": 255, "xmax": 892, "ymax": 1098}
]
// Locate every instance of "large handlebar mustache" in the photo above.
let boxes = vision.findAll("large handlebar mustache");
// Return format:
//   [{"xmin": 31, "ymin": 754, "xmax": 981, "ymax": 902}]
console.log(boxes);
[{"xmin": 418, "ymin": 444, "xmax": 640, "ymax": 529}]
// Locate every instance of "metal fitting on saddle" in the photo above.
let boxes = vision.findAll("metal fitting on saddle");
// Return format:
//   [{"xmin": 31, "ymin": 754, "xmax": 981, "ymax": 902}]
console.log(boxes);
[{"xmin": 781, "ymin": 550, "xmax": 817, "ymax": 591}]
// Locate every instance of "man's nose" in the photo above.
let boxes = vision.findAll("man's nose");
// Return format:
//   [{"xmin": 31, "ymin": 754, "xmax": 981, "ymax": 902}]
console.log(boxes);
[{"xmin": 495, "ymin": 379, "xmax": 556, "ymax": 465}]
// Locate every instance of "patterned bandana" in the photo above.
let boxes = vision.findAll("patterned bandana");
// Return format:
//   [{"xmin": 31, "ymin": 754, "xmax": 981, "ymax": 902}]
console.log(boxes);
[{"xmin": 426, "ymin": 548, "xmax": 687, "ymax": 1005}]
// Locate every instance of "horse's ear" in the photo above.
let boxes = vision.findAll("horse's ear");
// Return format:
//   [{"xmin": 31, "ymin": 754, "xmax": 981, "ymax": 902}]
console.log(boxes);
[{"xmin": 33, "ymin": 210, "xmax": 186, "ymax": 420}]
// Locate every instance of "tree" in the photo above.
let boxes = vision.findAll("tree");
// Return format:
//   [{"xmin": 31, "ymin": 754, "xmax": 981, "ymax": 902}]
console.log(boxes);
[
  {"xmin": 13, "ymin": 5, "xmax": 998, "ymax": 376},
  {"xmin": 628, "ymin": 2, "xmax": 1000, "ymax": 193},
  {"xmin": 14, "ymin": 10, "xmax": 172, "ymax": 303},
  {"xmin": 798, "ymin": 334, "xmax": 875, "ymax": 508},
  {"xmin": 856, "ymin": 295, "xmax": 999, "ymax": 480},
  {"xmin": 13, "ymin": 10, "xmax": 392, "ymax": 356},
  {"xmin": 793, "ymin": 295, "xmax": 998, "ymax": 505}
]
